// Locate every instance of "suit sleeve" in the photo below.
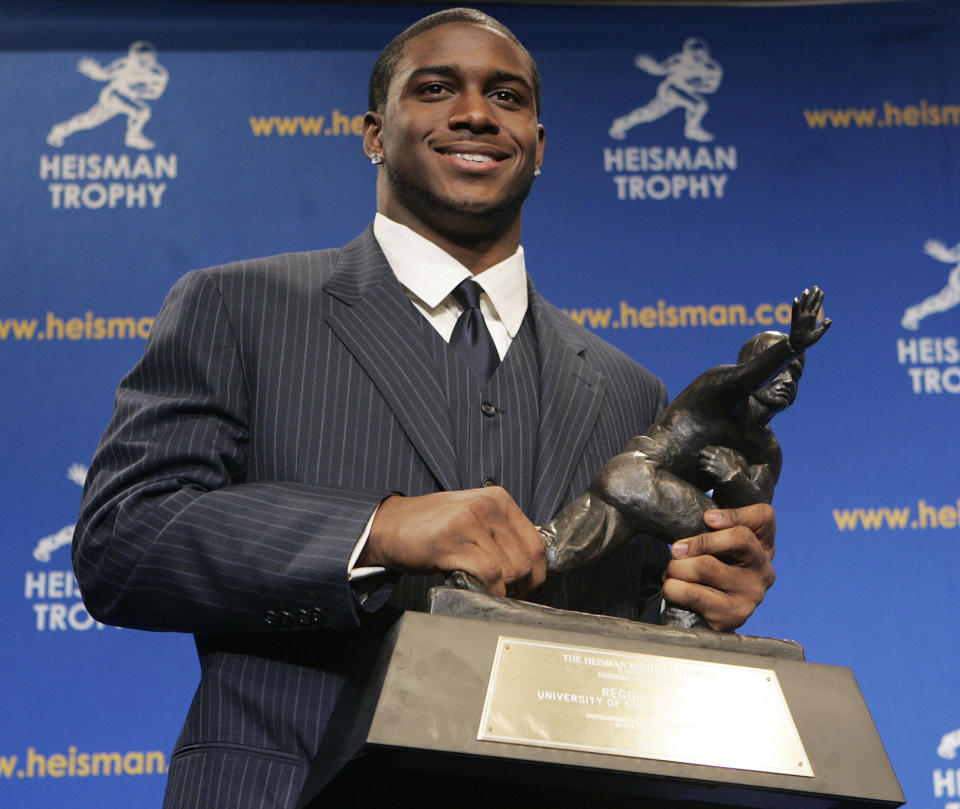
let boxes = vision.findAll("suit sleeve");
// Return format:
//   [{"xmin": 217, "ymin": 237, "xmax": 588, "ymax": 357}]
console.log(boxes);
[{"xmin": 73, "ymin": 269, "xmax": 390, "ymax": 635}]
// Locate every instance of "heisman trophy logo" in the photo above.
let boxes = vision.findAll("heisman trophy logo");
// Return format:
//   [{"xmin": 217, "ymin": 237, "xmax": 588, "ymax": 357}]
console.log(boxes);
[
  {"xmin": 609, "ymin": 37, "xmax": 722, "ymax": 143},
  {"xmin": 896, "ymin": 236, "xmax": 960, "ymax": 394},
  {"xmin": 902, "ymin": 238, "xmax": 960, "ymax": 331},
  {"xmin": 601, "ymin": 37, "xmax": 735, "ymax": 202},
  {"xmin": 46, "ymin": 41, "xmax": 168, "ymax": 151}
]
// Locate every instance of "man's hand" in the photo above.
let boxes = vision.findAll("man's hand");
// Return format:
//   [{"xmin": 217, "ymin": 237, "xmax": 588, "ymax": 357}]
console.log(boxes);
[
  {"xmin": 788, "ymin": 287, "xmax": 831, "ymax": 352},
  {"xmin": 661, "ymin": 503, "xmax": 776, "ymax": 632},
  {"xmin": 361, "ymin": 488, "xmax": 547, "ymax": 598}
]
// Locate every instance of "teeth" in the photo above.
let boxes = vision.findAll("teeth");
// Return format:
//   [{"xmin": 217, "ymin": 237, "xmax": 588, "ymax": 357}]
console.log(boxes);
[{"xmin": 452, "ymin": 152, "xmax": 493, "ymax": 163}]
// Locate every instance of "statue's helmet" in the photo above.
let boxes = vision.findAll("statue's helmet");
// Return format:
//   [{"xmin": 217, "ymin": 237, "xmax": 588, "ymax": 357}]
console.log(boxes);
[{"xmin": 738, "ymin": 331, "xmax": 791, "ymax": 364}]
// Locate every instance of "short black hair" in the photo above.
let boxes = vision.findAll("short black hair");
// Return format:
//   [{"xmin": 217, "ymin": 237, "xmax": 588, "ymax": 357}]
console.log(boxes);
[{"xmin": 368, "ymin": 8, "xmax": 541, "ymax": 117}]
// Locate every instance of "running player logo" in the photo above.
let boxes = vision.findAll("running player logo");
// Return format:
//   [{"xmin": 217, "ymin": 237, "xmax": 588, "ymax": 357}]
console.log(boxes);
[
  {"xmin": 46, "ymin": 41, "xmax": 169, "ymax": 151},
  {"xmin": 609, "ymin": 38, "xmax": 722, "ymax": 143},
  {"xmin": 902, "ymin": 238, "xmax": 960, "ymax": 330},
  {"xmin": 31, "ymin": 464, "xmax": 86, "ymax": 563}
]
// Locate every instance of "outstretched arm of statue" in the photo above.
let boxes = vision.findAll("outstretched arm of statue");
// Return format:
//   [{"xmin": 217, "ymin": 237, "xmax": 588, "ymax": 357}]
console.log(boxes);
[{"xmin": 714, "ymin": 287, "xmax": 831, "ymax": 401}]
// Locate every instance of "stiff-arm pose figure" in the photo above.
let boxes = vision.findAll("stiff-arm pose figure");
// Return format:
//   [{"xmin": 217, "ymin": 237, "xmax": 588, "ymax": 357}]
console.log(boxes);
[{"xmin": 540, "ymin": 287, "xmax": 830, "ymax": 577}]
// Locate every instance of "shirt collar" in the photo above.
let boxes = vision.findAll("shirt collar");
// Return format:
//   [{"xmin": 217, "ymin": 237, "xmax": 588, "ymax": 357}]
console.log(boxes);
[{"xmin": 373, "ymin": 213, "xmax": 529, "ymax": 338}]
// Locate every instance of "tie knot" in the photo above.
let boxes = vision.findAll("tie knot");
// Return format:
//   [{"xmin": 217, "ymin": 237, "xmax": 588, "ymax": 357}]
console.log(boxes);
[{"xmin": 451, "ymin": 279, "xmax": 483, "ymax": 311}]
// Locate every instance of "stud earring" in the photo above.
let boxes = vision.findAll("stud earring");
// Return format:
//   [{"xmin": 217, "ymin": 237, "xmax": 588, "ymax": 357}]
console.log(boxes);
[
  {"xmin": 370, "ymin": 153, "xmax": 383, "ymax": 165},
  {"xmin": 534, "ymin": 167, "xmax": 541, "ymax": 177}
]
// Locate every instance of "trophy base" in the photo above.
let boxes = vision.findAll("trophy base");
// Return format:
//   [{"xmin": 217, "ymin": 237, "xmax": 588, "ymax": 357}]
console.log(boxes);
[{"xmin": 297, "ymin": 591, "xmax": 902, "ymax": 809}]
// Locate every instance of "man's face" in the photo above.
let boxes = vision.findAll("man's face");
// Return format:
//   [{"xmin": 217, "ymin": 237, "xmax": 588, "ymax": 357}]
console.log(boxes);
[
  {"xmin": 364, "ymin": 22, "xmax": 545, "ymax": 241},
  {"xmin": 754, "ymin": 358, "xmax": 803, "ymax": 413}
]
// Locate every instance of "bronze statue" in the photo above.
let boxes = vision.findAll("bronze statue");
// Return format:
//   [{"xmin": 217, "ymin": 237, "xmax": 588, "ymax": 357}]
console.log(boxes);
[
  {"xmin": 537, "ymin": 287, "xmax": 830, "ymax": 625},
  {"xmin": 451, "ymin": 287, "xmax": 830, "ymax": 628}
]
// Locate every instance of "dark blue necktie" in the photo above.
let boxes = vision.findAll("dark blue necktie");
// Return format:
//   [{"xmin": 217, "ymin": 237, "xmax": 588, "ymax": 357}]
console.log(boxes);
[{"xmin": 450, "ymin": 279, "xmax": 500, "ymax": 383}]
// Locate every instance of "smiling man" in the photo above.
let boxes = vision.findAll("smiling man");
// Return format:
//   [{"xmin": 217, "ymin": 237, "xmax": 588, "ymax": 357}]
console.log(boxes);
[
  {"xmin": 365, "ymin": 18, "xmax": 544, "ymax": 267},
  {"xmin": 74, "ymin": 9, "xmax": 776, "ymax": 808}
]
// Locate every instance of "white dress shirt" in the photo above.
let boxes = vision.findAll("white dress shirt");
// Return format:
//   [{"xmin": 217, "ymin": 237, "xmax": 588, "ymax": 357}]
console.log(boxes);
[{"xmin": 372, "ymin": 212, "xmax": 529, "ymax": 359}]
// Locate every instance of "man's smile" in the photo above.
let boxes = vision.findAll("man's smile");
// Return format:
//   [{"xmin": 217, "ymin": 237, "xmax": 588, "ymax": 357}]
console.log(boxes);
[{"xmin": 434, "ymin": 141, "xmax": 510, "ymax": 171}]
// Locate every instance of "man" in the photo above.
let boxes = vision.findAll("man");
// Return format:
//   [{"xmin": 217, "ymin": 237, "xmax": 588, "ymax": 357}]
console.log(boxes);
[{"xmin": 73, "ymin": 10, "xmax": 776, "ymax": 808}]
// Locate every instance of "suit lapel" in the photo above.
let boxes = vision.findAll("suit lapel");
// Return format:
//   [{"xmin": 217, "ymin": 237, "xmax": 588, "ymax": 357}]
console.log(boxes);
[
  {"xmin": 323, "ymin": 229, "xmax": 462, "ymax": 492},
  {"xmin": 529, "ymin": 290, "xmax": 607, "ymax": 524}
]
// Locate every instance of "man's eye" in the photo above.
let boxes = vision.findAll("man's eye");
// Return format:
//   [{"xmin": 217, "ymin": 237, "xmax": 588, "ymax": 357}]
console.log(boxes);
[
  {"xmin": 492, "ymin": 89, "xmax": 521, "ymax": 104},
  {"xmin": 421, "ymin": 83, "xmax": 448, "ymax": 96}
]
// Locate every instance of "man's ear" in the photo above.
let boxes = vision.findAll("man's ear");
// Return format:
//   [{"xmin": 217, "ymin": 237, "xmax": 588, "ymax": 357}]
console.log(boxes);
[
  {"xmin": 535, "ymin": 123, "xmax": 545, "ymax": 173},
  {"xmin": 363, "ymin": 111, "xmax": 384, "ymax": 159}
]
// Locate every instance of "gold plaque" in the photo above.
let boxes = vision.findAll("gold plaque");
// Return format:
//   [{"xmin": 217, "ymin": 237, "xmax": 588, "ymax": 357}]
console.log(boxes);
[{"xmin": 478, "ymin": 637, "xmax": 813, "ymax": 777}]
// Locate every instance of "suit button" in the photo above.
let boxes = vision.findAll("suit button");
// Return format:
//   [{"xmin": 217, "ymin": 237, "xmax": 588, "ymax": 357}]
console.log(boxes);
[
  {"xmin": 297, "ymin": 609, "xmax": 311, "ymax": 626},
  {"xmin": 310, "ymin": 607, "xmax": 326, "ymax": 626},
  {"xmin": 264, "ymin": 610, "xmax": 278, "ymax": 627},
  {"xmin": 280, "ymin": 611, "xmax": 295, "ymax": 627},
  {"xmin": 482, "ymin": 477, "xmax": 496, "ymax": 487},
  {"xmin": 480, "ymin": 402, "xmax": 496, "ymax": 417}
]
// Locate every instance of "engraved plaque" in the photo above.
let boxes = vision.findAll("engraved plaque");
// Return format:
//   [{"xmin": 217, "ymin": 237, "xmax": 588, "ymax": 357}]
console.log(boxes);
[{"xmin": 478, "ymin": 637, "xmax": 813, "ymax": 777}]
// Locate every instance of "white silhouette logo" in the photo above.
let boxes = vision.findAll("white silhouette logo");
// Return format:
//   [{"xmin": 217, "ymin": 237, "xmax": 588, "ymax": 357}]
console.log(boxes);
[
  {"xmin": 31, "ymin": 464, "xmax": 87, "ymax": 563},
  {"xmin": 939, "ymin": 728, "xmax": 960, "ymax": 760},
  {"xmin": 46, "ymin": 41, "xmax": 169, "ymax": 151},
  {"xmin": 902, "ymin": 238, "xmax": 960, "ymax": 330},
  {"xmin": 610, "ymin": 38, "xmax": 722, "ymax": 143}
]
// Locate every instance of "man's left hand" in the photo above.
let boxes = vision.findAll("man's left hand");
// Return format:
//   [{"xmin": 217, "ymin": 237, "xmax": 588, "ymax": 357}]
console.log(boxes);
[{"xmin": 661, "ymin": 503, "xmax": 776, "ymax": 632}]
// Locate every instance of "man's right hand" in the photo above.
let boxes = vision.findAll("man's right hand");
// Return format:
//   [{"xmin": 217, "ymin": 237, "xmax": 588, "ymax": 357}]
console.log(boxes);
[{"xmin": 360, "ymin": 488, "xmax": 547, "ymax": 598}]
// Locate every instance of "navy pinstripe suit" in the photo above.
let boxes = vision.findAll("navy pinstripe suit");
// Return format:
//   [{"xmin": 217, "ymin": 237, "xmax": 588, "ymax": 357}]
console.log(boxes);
[{"xmin": 74, "ymin": 227, "xmax": 668, "ymax": 808}]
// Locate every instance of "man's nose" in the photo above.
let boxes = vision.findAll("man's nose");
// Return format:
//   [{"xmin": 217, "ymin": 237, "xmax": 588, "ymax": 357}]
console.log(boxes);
[{"xmin": 449, "ymin": 89, "xmax": 498, "ymax": 132}]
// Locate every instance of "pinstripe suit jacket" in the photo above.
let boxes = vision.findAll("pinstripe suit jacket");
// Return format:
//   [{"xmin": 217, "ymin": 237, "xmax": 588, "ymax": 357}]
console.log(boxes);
[{"xmin": 74, "ymin": 227, "xmax": 668, "ymax": 808}]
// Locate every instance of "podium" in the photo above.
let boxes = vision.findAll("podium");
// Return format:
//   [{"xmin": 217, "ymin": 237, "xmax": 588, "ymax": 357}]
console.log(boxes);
[{"xmin": 298, "ymin": 591, "xmax": 904, "ymax": 809}]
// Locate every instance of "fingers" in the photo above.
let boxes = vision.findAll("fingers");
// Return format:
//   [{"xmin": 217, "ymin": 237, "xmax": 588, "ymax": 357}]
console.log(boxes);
[
  {"xmin": 661, "ymin": 572, "xmax": 769, "ymax": 632},
  {"xmin": 792, "ymin": 287, "xmax": 830, "ymax": 347},
  {"xmin": 703, "ymin": 503, "xmax": 776, "ymax": 552},
  {"xmin": 458, "ymin": 488, "xmax": 547, "ymax": 595},
  {"xmin": 366, "ymin": 488, "xmax": 547, "ymax": 597},
  {"xmin": 795, "ymin": 286, "xmax": 823, "ymax": 314},
  {"xmin": 671, "ymin": 523, "xmax": 770, "ymax": 569},
  {"xmin": 662, "ymin": 504, "xmax": 777, "ymax": 631}
]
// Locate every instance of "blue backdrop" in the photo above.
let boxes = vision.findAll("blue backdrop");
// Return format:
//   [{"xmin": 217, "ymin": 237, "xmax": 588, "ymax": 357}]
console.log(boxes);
[{"xmin": 2, "ymin": 1, "xmax": 958, "ymax": 806}]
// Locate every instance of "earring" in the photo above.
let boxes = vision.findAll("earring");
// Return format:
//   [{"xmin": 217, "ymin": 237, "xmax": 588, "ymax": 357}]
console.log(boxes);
[
  {"xmin": 370, "ymin": 153, "xmax": 383, "ymax": 165},
  {"xmin": 534, "ymin": 167, "xmax": 541, "ymax": 177}
]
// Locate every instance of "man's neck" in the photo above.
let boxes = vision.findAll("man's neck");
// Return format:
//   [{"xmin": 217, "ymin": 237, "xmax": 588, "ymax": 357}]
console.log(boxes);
[{"xmin": 377, "ymin": 209, "xmax": 522, "ymax": 274}]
